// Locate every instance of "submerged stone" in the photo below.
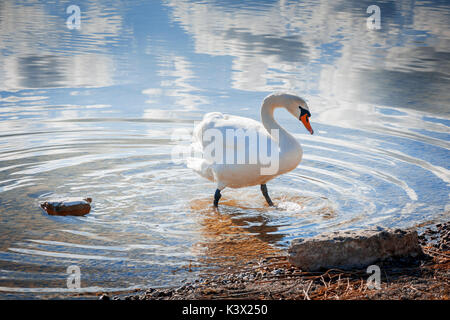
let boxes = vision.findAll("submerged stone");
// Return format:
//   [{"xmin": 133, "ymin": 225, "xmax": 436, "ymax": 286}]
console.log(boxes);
[{"xmin": 40, "ymin": 197, "xmax": 92, "ymax": 216}]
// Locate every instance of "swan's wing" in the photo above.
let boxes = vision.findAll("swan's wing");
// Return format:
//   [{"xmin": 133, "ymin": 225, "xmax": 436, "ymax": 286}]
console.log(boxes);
[
  {"xmin": 188, "ymin": 112, "xmax": 280, "ymax": 187},
  {"xmin": 187, "ymin": 113, "xmax": 226, "ymax": 182},
  {"xmin": 192, "ymin": 112, "xmax": 269, "ymax": 150}
]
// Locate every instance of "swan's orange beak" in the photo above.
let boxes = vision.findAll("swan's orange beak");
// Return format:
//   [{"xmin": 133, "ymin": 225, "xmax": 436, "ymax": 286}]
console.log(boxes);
[{"xmin": 300, "ymin": 114, "xmax": 314, "ymax": 135}]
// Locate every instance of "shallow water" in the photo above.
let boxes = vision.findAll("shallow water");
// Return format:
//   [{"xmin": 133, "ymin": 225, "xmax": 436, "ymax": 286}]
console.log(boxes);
[{"xmin": 0, "ymin": 0, "xmax": 449, "ymax": 298}]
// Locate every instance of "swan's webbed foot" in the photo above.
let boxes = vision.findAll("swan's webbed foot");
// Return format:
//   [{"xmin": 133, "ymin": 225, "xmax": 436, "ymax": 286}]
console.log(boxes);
[
  {"xmin": 260, "ymin": 184, "xmax": 274, "ymax": 206},
  {"xmin": 213, "ymin": 189, "xmax": 222, "ymax": 207}
]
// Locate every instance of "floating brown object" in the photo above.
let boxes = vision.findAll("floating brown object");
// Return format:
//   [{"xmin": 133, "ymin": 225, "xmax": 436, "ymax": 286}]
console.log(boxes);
[{"xmin": 40, "ymin": 197, "xmax": 92, "ymax": 216}]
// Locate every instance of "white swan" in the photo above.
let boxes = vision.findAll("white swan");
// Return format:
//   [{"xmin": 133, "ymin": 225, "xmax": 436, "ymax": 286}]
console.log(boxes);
[{"xmin": 187, "ymin": 93, "xmax": 314, "ymax": 207}]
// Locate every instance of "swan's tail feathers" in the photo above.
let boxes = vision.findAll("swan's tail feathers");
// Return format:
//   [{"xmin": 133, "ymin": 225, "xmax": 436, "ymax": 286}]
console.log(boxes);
[
  {"xmin": 192, "ymin": 112, "xmax": 225, "ymax": 146},
  {"xmin": 187, "ymin": 157, "xmax": 215, "ymax": 182}
]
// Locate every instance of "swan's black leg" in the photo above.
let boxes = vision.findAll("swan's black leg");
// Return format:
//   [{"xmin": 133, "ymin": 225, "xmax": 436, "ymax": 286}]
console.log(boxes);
[
  {"xmin": 261, "ymin": 184, "xmax": 274, "ymax": 206},
  {"xmin": 213, "ymin": 189, "xmax": 222, "ymax": 207}
]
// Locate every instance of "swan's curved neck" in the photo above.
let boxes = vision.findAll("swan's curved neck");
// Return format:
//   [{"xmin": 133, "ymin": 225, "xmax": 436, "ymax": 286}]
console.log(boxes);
[
  {"xmin": 261, "ymin": 100, "xmax": 284, "ymax": 141},
  {"xmin": 260, "ymin": 98, "xmax": 298, "ymax": 147},
  {"xmin": 261, "ymin": 98, "xmax": 302, "ymax": 173}
]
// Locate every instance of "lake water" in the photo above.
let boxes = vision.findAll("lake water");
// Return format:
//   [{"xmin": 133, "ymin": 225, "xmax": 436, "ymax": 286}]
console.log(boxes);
[{"xmin": 0, "ymin": 0, "xmax": 449, "ymax": 298}]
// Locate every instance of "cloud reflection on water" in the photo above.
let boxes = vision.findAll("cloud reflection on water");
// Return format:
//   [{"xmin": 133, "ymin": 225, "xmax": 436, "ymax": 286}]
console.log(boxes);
[
  {"xmin": 164, "ymin": 0, "xmax": 450, "ymax": 114},
  {"xmin": 0, "ymin": 0, "xmax": 129, "ymax": 90},
  {"xmin": 0, "ymin": 0, "xmax": 449, "ymax": 298}
]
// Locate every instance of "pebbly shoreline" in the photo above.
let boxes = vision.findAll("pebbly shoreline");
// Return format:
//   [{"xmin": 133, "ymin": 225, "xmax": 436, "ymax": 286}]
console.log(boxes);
[{"xmin": 99, "ymin": 221, "xmax": 450, "ymax": 300}]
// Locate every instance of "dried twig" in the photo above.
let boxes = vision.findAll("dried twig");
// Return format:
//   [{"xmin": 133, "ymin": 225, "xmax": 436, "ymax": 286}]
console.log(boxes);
[
  {"xmin": 423, "ymin": 247, "xmax": 450, "ymax": 259},
  {"xmin": 303, "ymin": 280, "xmax": 313, "ymax": 300}
]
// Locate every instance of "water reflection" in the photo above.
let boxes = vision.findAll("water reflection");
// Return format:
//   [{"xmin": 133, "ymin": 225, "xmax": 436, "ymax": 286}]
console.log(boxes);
[
  {"xmin": 0, "ymin": 0, "xmax": 449, "ymax": 298},
  {"xmin": 190, "ymin": 191, "xmax": 337, "ymax": 270},
  {"xmin": 142, "ymin": 54, "xmax": 209, "ymax": 110},
  {"xmin": 190, "ymin": 197, "xmax": 282, "ymax": 267},
  {"xmin": 0, "ymin": 0, "xmax": 128, "ymax": 90},
  {"xmin": 166, "ymin": 0, "xmax": 450, "ymax": 114}
]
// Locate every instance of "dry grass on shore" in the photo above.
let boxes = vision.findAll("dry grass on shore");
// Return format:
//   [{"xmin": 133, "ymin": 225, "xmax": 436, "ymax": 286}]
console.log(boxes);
[{"xmin": 102, "ymin": 222, "xmax": 450, "ymax": 301}]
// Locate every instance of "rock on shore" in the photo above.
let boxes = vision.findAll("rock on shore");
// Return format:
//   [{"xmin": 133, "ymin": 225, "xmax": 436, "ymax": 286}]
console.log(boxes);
[
  {"xmin": 288, "ymin": 227, "xmax": 423, "ymax": 271},
  {"xmin": 101, "ymin": 222, "xmax": 449, "ymax": 300}
]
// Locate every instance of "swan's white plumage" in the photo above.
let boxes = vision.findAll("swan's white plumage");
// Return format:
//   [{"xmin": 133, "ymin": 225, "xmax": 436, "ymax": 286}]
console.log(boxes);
[{"xmin": 187, "ymin": 93, "xmax": 309, "ymax": 190}]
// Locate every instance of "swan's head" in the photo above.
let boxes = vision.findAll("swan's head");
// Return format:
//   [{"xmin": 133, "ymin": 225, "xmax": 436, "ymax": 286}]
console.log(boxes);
[{"xmin": 284, "ymin": 94, "xmax": 314, "ymax": 135}]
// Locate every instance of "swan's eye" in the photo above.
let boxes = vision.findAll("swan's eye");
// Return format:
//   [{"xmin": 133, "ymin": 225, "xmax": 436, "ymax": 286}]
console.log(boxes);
[{"xmin": 299, "ymin": 106, "xmax": 311, "ymax": 118}]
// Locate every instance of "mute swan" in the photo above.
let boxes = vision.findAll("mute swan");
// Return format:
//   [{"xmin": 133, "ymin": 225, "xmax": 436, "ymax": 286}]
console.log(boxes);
[{"xmin": 188, "ymin": 93, "xmax": 314, "ymax": 207}]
